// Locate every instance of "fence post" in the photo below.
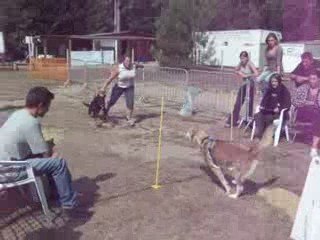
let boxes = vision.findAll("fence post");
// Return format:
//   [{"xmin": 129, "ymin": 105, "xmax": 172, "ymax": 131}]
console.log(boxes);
[
  {"xmin": 82, "ymin": 61, "xmax": 88, "ymax": 89},
  {"xmin": 139, "ymin": 67, "xmax": 145, "ymax": 102},
  {"xmin": 185, "ymin": 69, "xmax": 189, "ymax": 86}
]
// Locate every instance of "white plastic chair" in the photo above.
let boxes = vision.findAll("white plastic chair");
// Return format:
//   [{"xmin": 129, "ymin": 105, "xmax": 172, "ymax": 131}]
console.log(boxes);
[
  {"xmin": 250, "ymin": 107, "xmax": 290, "ymax": 146},
  {"xmin": 0, "ymin": 160, "xmax": 53, "ymax": 218}
]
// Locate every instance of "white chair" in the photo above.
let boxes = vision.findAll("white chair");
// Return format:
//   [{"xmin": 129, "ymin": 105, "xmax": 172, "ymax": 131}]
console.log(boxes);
[
  {"xmin": 250, "ymin": 107, "xmax": 290, "ymax": 146},
  {"xmin": 0, "ymin": 160, "xmax": 53, "ymax": 218}
]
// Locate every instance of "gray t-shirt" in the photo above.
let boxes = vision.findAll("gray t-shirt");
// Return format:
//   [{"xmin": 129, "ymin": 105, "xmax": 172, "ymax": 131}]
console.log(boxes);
[
  {"xmin": 265, "ymin": 45, "xmax": 283, "ymax": 73},
  {"xmin": 0, "ymin": 109, "xmax": 48, "ymax": 160}
]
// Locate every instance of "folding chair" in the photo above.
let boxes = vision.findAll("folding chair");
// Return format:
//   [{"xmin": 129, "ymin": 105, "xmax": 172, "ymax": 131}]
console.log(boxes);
[
  {"xmin": 250, "ymin": 107, "xmax": 290, "ymax": 146},
  {"xmin": 0, "ymin": 160, "xmax": 53, "ymax": 218},
  {"xmin": 288, "ymin": 106, "xmax": 313, "ymax": 143}
]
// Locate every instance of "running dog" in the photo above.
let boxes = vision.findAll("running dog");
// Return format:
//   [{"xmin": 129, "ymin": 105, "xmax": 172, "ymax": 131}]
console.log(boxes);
[{"xmin": 186, "ymin": 125, "xmax": 274, "ymax": 198}]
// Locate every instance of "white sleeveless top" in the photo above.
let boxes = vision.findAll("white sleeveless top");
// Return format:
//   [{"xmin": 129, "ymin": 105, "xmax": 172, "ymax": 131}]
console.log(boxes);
[{"xmin": 117, "ymin": 63, "xmax": 136, "ymax": 88}]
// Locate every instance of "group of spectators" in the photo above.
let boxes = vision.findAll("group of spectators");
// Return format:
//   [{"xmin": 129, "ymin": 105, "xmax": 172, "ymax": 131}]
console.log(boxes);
[
  {"xmin": 0, "ymin": 32, "xmax": 319, "ymax": 218},
  {"xmin": 226, "ymin": 32, "xmax": 320, "ymax": 158}
]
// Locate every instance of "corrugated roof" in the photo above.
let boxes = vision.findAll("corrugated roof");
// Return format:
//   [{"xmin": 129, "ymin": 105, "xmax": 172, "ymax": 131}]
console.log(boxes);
[{"xmin": 35, "ymin": 31, "xmax": 155, "ymax": 41}]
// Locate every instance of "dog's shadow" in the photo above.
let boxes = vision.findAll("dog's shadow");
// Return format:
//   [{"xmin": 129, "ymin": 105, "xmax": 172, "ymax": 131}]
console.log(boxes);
[
  {"xmin": 200, "ymin": 166, "xmax": 279, "ymax": 197},
  {"xmin": 135, "ymin": 113, "xmax": 160, "ymax": 124}
]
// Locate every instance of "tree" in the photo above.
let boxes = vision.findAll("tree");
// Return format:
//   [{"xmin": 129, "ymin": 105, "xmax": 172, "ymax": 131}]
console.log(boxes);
[
  {"xmin": 211, "ymin": 0, "xmax": 283, "ymax": 31},
  {"xmin": 120, "ymin": 0, "xmax": 160, "ymax": 33},
  {"xmin": 154, "ymin": 0, "xmax": 215, "ymax": 66},
  {"xmin": 0, "ymin": 0, "xmax": 115, "ymax": 59},
  {"xmin": 86, "ymin": 0, "xmax": 114, "ymax": 33}
]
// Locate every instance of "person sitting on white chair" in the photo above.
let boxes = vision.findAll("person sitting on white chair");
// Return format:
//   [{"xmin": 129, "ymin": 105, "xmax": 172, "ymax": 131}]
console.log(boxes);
[
  {"xmin": 253, "ymin": 73, "xmax": 291, "ymax": 139},
  {"xmin": 292, "ymin": 71, "xmax": 320, "ymax": 157},
  {"xmin": 0, "ymin": 87, "xmax": 80, "ymax": 216}
]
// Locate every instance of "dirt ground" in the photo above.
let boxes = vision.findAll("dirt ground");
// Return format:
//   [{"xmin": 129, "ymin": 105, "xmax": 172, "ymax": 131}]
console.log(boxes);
[{"xmin": 0, "ymin": 71, "xmax": 312, "ymax": 240}]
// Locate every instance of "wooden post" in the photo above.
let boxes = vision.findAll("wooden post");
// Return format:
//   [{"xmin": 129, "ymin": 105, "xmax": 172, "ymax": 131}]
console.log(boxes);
[
  {"xmin": 114, "ymin": 0, "xmax": 120, "ymax": 63},
  {"xmin": 43, "ymin": 38, "xmax": 48, "ymax": 58},
  {"xmin": 67, "ymin": 39, "xmax": 72, "ymax": 66},
  {"xmin": 65, "ymin": 38, "xmax": 72, "ymax": 85},
  {"xmin": 92, "ymin": 40, "xmax": 96, "ymax": 51},
  {"xmin": 131, "ymin": 47, "xmax": 135, "ymax": 63}
]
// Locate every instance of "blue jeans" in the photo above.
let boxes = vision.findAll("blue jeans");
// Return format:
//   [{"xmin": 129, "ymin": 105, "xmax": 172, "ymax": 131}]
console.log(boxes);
[
  {"xmin": 257, "ymin": 70, "xmax": 276, "ymax": 95},
  {"xmin": 25, "ymin": 157, "xmax": 77, "ymax": 208}
]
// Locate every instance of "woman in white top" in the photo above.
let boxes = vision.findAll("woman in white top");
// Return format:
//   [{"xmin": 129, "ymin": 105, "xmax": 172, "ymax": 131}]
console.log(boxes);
[
  {"xmin": 225, "ymin": 51, "xmax": 259, "ymax": 127},
  {"xmin": 101, "ymin": 55, "xmax": 137, "ymax": 125}
]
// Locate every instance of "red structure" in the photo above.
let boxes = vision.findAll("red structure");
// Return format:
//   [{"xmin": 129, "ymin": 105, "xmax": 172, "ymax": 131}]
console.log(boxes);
[{"xmin": 283, "ymin": 0, "xmax": 320, "ymax": 41}]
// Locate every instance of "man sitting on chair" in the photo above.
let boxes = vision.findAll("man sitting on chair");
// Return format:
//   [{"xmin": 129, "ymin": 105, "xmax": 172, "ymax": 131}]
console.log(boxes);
[
  {"xmin": 253, "ymin": 73, "xmax": 291, "ymax": 139},
  {"xmin": 0, "ymin": 87, "xmax": 79, "ymax": 214},
  {"xmin": 290, "ymin": 52, "xmax": 319, "ymax": 88},
  {"xmin": 292, "ymin": 71, "xmax": 320, "ymax": 157}
]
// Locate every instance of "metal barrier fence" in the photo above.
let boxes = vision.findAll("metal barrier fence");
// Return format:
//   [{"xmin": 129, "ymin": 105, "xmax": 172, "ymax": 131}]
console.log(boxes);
[
  {"xmin": 68, "ymin": 59, "xmax": 113, "ymax": 85},
  {"xmin": 187, "ymin": 70, "xmax": 240, "ymax": 113},
  {"xmin": 68, "ymin": 61, "xmax": 245, "ymax": 114},
  {"xmin": 135, "ymin": 66, "xmax": 188, "ymax": 105}
]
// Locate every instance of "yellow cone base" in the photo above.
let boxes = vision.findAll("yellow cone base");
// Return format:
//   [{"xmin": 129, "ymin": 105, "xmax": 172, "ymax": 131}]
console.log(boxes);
[{"xmin": 151, "ymin": 184, "xmax": 162, "ymax": 190}]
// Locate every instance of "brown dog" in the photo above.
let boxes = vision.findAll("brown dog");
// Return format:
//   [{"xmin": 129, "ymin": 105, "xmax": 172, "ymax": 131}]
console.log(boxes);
[{"xmin": 186, "ymin": 125, "xmax": 274, "ymax": 198}]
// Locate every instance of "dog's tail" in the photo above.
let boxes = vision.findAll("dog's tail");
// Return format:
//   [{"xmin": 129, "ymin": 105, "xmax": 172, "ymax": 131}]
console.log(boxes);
[{"xmin": 82, "ymin": 101, "xmax": 90, "ymax": 108}]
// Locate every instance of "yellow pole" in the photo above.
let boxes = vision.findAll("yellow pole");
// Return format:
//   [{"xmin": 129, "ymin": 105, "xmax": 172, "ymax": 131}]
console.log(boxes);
[{"xmin": 152, "ymin": 96, "xmax": 165, "ymax": 190}]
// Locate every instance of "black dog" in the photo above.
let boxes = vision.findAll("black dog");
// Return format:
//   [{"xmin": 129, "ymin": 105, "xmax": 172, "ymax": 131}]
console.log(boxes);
[{"xmin": 84, "ymin": 91, "xmax": 106, "ymax": 119}]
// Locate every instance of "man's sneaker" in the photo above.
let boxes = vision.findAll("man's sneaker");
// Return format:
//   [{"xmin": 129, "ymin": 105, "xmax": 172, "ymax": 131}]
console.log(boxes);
[{"xmin": 310, "ymin": 148, "xmax": 319, "ymax": 158}]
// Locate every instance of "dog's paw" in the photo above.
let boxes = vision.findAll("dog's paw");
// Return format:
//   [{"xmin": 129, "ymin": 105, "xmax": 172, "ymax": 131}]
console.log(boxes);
[{"xmin": 225, "ymin": 188, "xmax": 232, "ymax": 195}]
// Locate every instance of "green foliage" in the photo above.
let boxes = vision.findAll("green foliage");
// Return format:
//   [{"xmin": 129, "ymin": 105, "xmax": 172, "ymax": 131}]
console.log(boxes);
[
  {"xmin": 154, "ymin": 0, "xmax": 215, "ymax": 66},
  {"xmin": 120, "ymin": 0, "xmax": 160, "ymax": 33},
  {"xmin": 0, "ymin": 0, "xmax": 114, "ymax": 59}
]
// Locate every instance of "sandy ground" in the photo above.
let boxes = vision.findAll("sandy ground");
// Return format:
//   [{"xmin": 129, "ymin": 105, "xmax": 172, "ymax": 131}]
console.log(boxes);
[{"xmin": 0, "ymin": 71, "xmax": 312, "ymax": 240}]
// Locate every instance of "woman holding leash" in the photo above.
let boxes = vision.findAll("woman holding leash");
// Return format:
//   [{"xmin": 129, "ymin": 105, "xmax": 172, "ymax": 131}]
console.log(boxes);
[
  {"xmin": 225, "ymin": 51, "xmax": 258, "ymax": 127},
  {"xmin": 101, "ymin": 55, "xmax": 140, "ymax": 126}
]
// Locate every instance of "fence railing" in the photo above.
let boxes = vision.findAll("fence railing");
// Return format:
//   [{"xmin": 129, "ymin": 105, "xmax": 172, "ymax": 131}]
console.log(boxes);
[{"xmin": 67, "ymin": 62, "xmax": 241, "ymax": 114}]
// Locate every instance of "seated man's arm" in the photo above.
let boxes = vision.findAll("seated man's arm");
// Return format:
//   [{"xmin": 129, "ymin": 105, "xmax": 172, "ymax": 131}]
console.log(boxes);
[
  {"xmin": 24, "ymin": 122, "xmax": 51, "ymax": 158},
  {"xmin": 290, "ymin": 74, "xmax": 309, "ymax": 84},
  {"xmin": 290, "ymin": 63, "xmax": 309, "ymax": 85}
]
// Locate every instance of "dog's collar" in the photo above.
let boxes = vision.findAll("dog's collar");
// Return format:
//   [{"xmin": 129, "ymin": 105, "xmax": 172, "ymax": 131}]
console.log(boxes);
[
  {"xmin": 200, "ymin": 136, "xmax": 216, "ymax": 150},
  {"xmin": 201, "ymin": 136, "xmax": 215, "ymax": 144},
  {"xmin": 200, "ymin": 136, "xmax": 209, "ymax": 145}
]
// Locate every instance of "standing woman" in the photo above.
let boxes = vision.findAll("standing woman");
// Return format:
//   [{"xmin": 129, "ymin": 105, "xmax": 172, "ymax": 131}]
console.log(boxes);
[
  {"xmin": 101, "ymin": 55, "xmax": 137, "ymax": 126},
  {"xmin": 257, "ymin": 33, "xmax": 283, "ymax": 94},
  {"xmin": 225, "ymin": 51, "xmax": 258, "ymax": 127}
]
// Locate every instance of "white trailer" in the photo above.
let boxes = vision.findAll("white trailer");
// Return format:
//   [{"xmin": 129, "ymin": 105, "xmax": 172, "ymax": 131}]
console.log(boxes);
[
  {"xmin": 0, "ymin": 32, "xmax": 5, "ymax": 60},
  {"xmin": 195, "ymin": 29, "xmax": 282, "ymax": 69},
  {"xmin": 0, "ymin": 32, "xmax": 4, "ymax": 54},
  {"xmin": 281, "ymin": 41, "xmax": 320, "ymax": 73}
]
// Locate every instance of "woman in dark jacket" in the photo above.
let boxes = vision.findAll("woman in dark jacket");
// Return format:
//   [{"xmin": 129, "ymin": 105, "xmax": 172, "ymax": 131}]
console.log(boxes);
[{"xmin": 254, "ymin": 73, "xmax": 291, "ymax": 139}]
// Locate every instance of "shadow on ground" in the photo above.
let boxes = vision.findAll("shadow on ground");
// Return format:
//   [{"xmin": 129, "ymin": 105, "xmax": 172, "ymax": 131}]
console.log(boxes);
[
  {"xmin": 0, "ymin": 173, "xmax": 115, "ymax": 240},
  {"xmin": 200, "ymin": 166, "xmax": 279, "ymax": 197}
]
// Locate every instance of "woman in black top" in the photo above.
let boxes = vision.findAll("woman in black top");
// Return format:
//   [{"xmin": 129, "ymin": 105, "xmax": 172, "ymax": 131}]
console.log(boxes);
[{"xmin": 254, "ymin": 73, "xmax": 291, "ymax": 139}]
